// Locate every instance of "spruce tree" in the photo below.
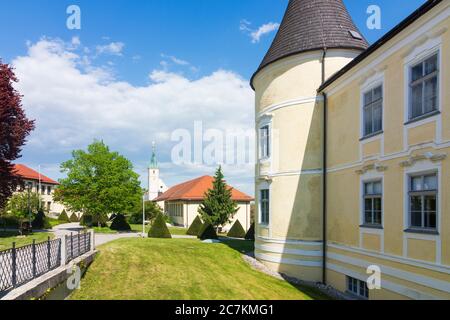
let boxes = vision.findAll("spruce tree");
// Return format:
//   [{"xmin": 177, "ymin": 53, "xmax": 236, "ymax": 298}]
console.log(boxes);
[{"xmin": 198, "ymin": 166, "xmax": 238, "ymax": 230}]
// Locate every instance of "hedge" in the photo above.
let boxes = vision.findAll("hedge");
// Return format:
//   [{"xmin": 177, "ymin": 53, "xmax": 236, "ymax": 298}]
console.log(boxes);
[
  {"xmin": 186, "ymin": 216, "xmax": 203, "ymax": 236},
  {"xmin": 227, "ymin": 220, "xmax": 246, "ymax": 238},
  {"xmin": 244, "ymin": 223, "xmax": 255, "ymax": 241},
  {"xmin": 198, "ymin": 222, "xmax": 218, "ymax": 240},
  {"xmin": 110, "ymin": 214, "xmax": 132, "ymax": 231},
  {"xmin": 148, "ymin": 213, "xmax": 172, "ymax": 238}
]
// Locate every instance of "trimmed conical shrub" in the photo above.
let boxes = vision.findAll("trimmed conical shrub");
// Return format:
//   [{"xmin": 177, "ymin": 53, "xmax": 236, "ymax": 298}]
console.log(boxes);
[
  {"xmin": 69, "ymin": 212, "xmax": 79, "ymax": 222},
  {"xmin": 33, "ymin": 209, "xmax": 52, "ymax": 230},
  {"xmin": 148, "ymin": 213, "xmax": 172, "ymax": 238},
  {"xmin": 198, "ymin": 222, "xmax": 218, "ymax": 240},
  {"xmin": 110, "ymin": 214, "xmax": 131, "ymax": 231},
  {"xmin": 58, "ymin": 210, "xmax": 69, "ymax": 222},
  {"xmin": 245, "ymin": 223, "xmax": 255, "ymax": 241},
  {"xmin": 227, "ymin": 220, "xmax": 246, "ymax": 238},
  {"xmin": 80, "ymin": 214, "xmax": 92, "ymax": 227},
  {"xmin": 187, "ymin": 216, "xmax": 203, "ymax": 236}
]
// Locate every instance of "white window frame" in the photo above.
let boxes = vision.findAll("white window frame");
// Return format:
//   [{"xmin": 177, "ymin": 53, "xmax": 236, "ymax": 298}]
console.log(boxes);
[
  {"xmin": 362, "ymin": 180, "xmax": 383, "ymax": 227},
  {"xmin": 408, "ymin": 52, "xmax": 440, "ymax": 121},
  {"xmin": 360, "ymin": 73, "xmax": 384, "ymax": 140},
  {"xmin": 402, "ymin": 161, "xmax": 442, "ymax": 263},
  {"xmin": 257, "ymin": 181, "xmax": 271, "ymax": 228},
  {"xmin": 403, "ymin": 38, "xmax": 442, "ymax": 125},
  {"xmin": 346, "ymin": 276, "xmax": 369, "ymax": 299},
  {"xmin": 407, "ymin": 171, "xmax": 438, "ymax": 232},
  {"xmin": 258, "ymin": 116, "xmax": 272, "ymax": 162},
  {"xmin": 362, "ymin": 84, "xmax": 384, "ymax": 138}
]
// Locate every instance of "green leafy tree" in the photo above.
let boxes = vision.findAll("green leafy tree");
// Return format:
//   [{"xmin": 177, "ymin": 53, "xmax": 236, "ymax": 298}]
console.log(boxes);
[
  {"xmin": 128, "ymin": 200, "xmax": 163, "ymax": 224},
  {"xmin": 54, "ymin": 140, "xmax": 142, "ymax": 227},
  {"xmin": 6, "ymin": 192, "xmax": 42, "ymax": 219},
  {"xmin": 198, "ymin": 166, "xmax": 238, "ymax": 230}
]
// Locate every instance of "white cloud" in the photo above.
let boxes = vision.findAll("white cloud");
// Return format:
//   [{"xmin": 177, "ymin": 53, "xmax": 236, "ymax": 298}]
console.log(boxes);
[
  {"xmin": 96, "ymin": 41, "xmax": 125, "ymax": 56},
  {"xmin": 240, "ymin": 20, "xmax": 280, "ymax": 43},
  {"xmin": 13, "ymin": 38, "xmax": 255, "ymax": 195}
]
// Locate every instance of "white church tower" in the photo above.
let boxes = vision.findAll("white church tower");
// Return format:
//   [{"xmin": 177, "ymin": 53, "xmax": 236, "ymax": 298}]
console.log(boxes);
[{"xmin": 147, "ymin": 142, "xmax": 168, "ymax": 201}]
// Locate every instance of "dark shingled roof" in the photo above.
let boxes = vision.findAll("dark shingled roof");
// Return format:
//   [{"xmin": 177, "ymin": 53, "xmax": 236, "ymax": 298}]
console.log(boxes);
[{"xmin": 251, "ymin": 0, "xmax": 369, "ymax": 88}]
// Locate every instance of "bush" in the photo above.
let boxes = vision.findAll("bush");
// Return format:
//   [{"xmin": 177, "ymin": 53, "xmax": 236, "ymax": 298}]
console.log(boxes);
[
  {"xmin": 80, "ymin": 214, "xmax": 92, "ymax": 227},
  {"xmin": 69, "ymin": 213, "xmax": 79, "ymax": 222},
  {"xmin": 58, "ymin": 210, "xmax": 70, "ymax": 222},
  {"xmin": 148, "ymin": 213, "xmax": 172, "ymax": 239},
  {"xmin": 0, "ymin": 215, "xmax": 20, "ymax": 229},
  {"xmin": 32, "ymin": 209, "xmax": 52, "ymax": 230},
  {"xmin": 245, "ymin": 223, "xmax": 255, "ymax": 241},
  {"xmin": 227, "ymin": 220, "xmax": 246, "ymax": 238},
  {"xmin": 110, "ymin": 214, "xmax": 131, "ymax": 231},
  {"xmin": 186, "ymin": 216, "xmax": 203, "ymax": 236},
  {"xmin": 198, "ymin": 222, "xmax": 218, "ymax": 240}
]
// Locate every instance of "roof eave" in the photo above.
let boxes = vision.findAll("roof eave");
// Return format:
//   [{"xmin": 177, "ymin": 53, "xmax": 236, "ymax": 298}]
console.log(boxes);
[{"xmin": 318, "ymin": 0, "xmax": 443, "ymax": 93}]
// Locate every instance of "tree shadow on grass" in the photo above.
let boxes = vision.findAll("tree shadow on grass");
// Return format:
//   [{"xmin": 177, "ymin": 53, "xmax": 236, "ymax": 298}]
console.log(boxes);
[{"xmin": 218, "ymin": 237, "xmax": 255, "ymax": 255}]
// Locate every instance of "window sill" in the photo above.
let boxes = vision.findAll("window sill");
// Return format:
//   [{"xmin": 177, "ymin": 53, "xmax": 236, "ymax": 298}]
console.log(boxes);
[
  {"xmin": 404, "ymin": 228, "xmax": 439, "ymax": 236},
  {"xmin": 258, "ymin": 224, "xmax": 269, "ymax": 228},
  {"xmin": 360, "ymin": 131, "xmax": 384, "ymax": 142},
  {"xmin": 360, "ymin": 225, "xmax": 383, "ymax": 230},
  {"xmin": 405, "ymin": 110, "xmax": 440, "ymax": 126}
]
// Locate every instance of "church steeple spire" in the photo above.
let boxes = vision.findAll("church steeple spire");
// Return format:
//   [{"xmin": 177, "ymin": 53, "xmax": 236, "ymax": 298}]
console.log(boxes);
[{"xmin": 149, "ymin": 141, "xmax": 158, "ymax": 169}]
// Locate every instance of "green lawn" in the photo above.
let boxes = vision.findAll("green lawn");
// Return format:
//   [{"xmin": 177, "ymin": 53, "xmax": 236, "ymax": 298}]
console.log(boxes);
[
  {"xmin": 70, "ymin": 238, "xmax": 328, "ymax": 300},
  {"xmin": 48, "ymin": 218, "xmax": 68, "ymax": 228},
  {"xmin": 0, "ymin": 231, "xmax": 54, "ymax": 251}
]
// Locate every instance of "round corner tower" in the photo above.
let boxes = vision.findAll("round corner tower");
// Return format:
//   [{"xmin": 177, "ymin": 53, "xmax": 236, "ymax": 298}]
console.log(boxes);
[{"xmin": 252, "ymin": 0, "xmax": 368, "ymax": 282}]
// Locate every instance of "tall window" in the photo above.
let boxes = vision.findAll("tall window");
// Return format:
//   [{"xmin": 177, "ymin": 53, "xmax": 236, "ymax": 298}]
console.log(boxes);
[
  {"xmin": 259, "ymin": 125, "xmax": 270, "ymax": 160},
  {"xmin": 363, "ymin": 85, "xmax": 383, "ymax": 137},
  {"xmin": 47, "ymin": 186, "xmax": 52, "ymax": 195},
  {"xmin": 409, "ymin": 173, "xmax": 437, "ymax": 231},
  {"xmin": 41, "ymin": 186, "xmax": 46, "ymax": 195},
  {"xmin": 347, "ymin": 276, "xmax": 369, "ymax": 299},
  {"xmin": 409, "ymin": 54, "xmax": 439, "ymax": 120},
  {"xmin": 363, "ymin": 181, "xmax": 382, "ymax": 226},
  {"xmin": 260, "ymin": 189, "xmax": 270, "ymax": 225}
]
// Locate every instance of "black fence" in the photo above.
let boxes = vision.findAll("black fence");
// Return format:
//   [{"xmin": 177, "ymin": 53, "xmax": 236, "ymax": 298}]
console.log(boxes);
[
  {"xmin": 0, "ymin": 238, "xmax": 61, "ymax": 293},
  {"xmin": 65, "ymin": 231, "xmax": 91, "ymax": 264}
]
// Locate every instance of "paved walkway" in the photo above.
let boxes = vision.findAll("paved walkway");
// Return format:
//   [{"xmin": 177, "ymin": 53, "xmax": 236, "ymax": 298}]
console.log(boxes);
[{"xmin": 52, "ymin": 223, "xmax": 140, "ymax": 247}]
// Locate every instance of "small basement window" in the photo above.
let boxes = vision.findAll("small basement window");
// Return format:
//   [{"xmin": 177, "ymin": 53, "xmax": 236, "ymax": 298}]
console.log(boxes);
[{"xmin": 347, "ymin": 276, "xmax": 369, "ymax": 299}]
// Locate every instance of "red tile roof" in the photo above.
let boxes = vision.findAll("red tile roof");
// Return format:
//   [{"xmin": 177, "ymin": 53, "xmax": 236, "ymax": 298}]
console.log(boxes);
[
  {"xmin": 13, "ymin": 164, "xmax": 59, "ymax": 185},
  {"xmin": 154, "ymin": 176, "xmax": 253, "ymax": 202}
]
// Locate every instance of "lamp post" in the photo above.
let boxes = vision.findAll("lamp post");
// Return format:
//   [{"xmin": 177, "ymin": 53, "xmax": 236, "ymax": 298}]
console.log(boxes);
[
  {"xmin": 142, "ymin": 192, "xmax": 146, "ymax": 237},
  {"xmin": 27, "ymin": 184, "xmax": 32, "ymax": 228}
]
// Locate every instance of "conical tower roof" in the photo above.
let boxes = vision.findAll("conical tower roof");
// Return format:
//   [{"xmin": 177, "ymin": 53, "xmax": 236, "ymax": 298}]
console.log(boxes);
[{"xmin": 252, "ymin": 0, "xmax": 369, "ymax": 86}]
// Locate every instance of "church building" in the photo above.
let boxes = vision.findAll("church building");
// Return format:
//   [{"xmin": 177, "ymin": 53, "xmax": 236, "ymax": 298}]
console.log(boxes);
[
  {"xmin": 252, "ymin": 0, "xmax": 449, "ymax": 300},
  {"xmin": 146, "ymin": 143, "xmax": 168, "ymax": 201}
]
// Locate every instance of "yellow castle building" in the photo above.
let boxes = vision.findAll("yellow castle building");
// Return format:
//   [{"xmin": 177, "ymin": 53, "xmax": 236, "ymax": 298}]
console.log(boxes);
[{"xmin": 252, "ymin": 0, "xmax": 449, "ymax": 300}]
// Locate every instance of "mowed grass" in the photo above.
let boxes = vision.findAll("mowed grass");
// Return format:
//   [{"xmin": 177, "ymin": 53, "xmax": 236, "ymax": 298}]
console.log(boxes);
[
  {"xmin": 94, "ymin": 224, "xmax": 189, "ymax": 236},
  {"xmin": 0, "ymin": 231, "xmax": 54, "ymax": 251},
  {"xmin": 71, "ymin": 238, "xmax": 328, "ymax": 300}
]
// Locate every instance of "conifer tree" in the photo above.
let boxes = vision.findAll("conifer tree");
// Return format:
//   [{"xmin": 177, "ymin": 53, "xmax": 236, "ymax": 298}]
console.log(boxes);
[{"xmin": 198, "ymin": 166, "xmax": 238, "ymax": 230}]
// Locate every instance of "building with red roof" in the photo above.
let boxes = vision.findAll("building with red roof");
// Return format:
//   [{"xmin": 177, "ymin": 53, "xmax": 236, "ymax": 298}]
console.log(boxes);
[
  {"xmin": 155, "ymin": 175, "xmax": 253, "ymax": 231},
  {"xmin": 12, "ymin": 164, "xmax": 65, "ymax": 215}
]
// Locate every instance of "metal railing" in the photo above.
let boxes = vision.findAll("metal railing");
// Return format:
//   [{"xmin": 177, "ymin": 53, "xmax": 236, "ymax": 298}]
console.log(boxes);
[
  {"xmin": 0, "ymin": 230, "xmax": 93, "ymax": 294},
  {"xmin": 0, "ymin": 238, "xmax": 61, "ymax": 292},
  {"xmin": 65, "ymin": 231, "xmax": 91, "ymax": 264}
]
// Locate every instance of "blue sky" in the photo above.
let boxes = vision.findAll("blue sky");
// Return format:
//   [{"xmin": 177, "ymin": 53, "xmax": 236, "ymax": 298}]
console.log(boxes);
[{"xmin": 0, "ymin": 0, "xmax": 427, "ymax": 195}]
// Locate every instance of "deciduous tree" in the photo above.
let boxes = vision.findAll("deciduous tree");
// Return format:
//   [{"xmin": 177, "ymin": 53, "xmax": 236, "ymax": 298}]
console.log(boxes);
[
  {"xmin": 54, "ymin": 140, "xmax": 142, "ymax": 226},
  {"xmin": 0, "ymin": 62, "xmax": 35, "ymax": 209}
]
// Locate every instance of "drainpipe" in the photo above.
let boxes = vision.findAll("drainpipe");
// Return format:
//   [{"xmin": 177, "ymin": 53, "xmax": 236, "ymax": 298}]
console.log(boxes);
[{"xmin": 321, "ymin": 48, "xmax": 328, "ymax": 285}]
